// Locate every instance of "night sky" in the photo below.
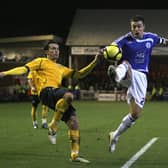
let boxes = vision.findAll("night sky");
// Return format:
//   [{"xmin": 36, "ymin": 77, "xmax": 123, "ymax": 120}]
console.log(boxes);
[
  {"xmin": 0, "ymin": 1, "xmax": 167, "ymax": 40},
  {"xmin": 0, "ymin": 3, "xmax": 77, "ymax": 39}
]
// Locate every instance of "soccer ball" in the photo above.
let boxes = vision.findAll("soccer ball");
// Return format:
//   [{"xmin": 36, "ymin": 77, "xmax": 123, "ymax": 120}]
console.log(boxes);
[{"xmin": 103, "ymin": 44, "xmax": 122, "ymax": 63}]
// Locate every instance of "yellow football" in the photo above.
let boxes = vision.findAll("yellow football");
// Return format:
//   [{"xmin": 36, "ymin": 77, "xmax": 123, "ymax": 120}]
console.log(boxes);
[{"xmin": 103, "ymin": 44, "xmax": 122, "ymax": 63}]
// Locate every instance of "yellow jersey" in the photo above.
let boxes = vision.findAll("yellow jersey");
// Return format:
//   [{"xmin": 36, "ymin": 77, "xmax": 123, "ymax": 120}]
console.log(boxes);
[
  {"xmin": 27, "ymin": 70, "xmax": 43, "ymax": 95},
  {"xmin": 26, "ymin": 58, "xmax": 73, "ymax": 94}
]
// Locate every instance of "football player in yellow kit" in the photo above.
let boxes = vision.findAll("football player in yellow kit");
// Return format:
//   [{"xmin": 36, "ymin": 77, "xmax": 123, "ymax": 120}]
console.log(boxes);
[
  {"xmin": 0, "ymin": 40, "xmax": 101, "ymax": 163},
  {"xmin": 27, "ymin": 70, "xmax": 48, "ymax": 129}
]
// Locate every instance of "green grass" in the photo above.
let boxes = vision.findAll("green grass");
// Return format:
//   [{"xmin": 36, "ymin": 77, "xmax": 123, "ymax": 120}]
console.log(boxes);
[{"xmin": 0, "ymin": 101, "xmax": 168, "ymax": 168}]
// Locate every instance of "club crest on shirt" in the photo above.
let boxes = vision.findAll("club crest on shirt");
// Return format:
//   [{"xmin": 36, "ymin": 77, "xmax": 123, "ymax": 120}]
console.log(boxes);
[{"xmin": 145, "ymin": 42, "xmax": 151, "ymax": 49}]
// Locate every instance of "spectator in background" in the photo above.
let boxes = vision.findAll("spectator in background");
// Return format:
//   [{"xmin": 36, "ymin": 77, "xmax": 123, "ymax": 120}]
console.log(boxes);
[
  {"xmin": 0, "ymin": 51, "xmax": 6, "ymax": 62},
  {"xmin": 150, "ymin": 83, "xmax": 157, "ymax": 101},
  {"xmin": 157, "ymin": 83, "xmax": 164, "ymax": 101}
]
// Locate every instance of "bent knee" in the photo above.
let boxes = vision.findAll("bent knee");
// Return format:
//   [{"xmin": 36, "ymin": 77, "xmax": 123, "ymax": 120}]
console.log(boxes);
[
  {"xmin": 63, "ymin": 92, "xmax": 74, "ymax": 104},
  {"xmin": 131, "ymin": 110, "xmax": 141, "ymax": 119}
]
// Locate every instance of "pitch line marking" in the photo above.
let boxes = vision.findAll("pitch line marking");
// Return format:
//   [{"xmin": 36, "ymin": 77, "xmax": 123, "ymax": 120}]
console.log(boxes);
[{"xmin": 120, "ymin": 137, "xmax": 159, "ymax": 168}]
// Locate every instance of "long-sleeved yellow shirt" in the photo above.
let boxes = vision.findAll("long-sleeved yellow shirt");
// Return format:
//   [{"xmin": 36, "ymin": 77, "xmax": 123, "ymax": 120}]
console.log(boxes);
[{"xmin": 3, "ymin": 56, "xmax": 97, "ymax": 94}]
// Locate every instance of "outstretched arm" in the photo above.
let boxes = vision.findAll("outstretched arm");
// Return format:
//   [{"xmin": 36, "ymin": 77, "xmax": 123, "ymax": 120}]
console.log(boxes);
[
  {"xmin": 0, "ymin": 66, "xmax": 28, "ymax": 78},
  {"xmin": 72, "ymin": 53, "xmax": 101, "ymax": 79}
]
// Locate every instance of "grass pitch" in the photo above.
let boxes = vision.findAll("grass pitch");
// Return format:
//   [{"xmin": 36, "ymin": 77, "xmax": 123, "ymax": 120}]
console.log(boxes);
[{"xmin": 0, "ymin": 101, "xmax": 168, "ymax": 168}]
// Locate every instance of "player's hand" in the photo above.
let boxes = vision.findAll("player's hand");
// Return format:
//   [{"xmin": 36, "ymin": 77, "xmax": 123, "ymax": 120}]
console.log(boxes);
[
  {"xmin": 93, "ymin": 49, "xmax": 105, "ymax": 65},
  {"xmin": 96, "ymin": 48, "xmax": 105, "ymax": 58},
  {"xmin": 99, "ymin": 48, "xmax": 105, "ymax": 55},
  {"xmin": 94, "ymin": 53, "xmax": 101, "ymax": 63},
  {"xmin": 31, "ymin": 86, "xmax": 37, "ymax": 93},
  {"xmin": 0, "ymin": 72, "xmax": 5, "ymax": 78}
]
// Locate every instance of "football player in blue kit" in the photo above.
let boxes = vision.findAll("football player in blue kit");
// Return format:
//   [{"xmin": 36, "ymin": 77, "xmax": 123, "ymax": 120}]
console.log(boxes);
[{"xmin": 107, "ymin": 15, "xmax": 168, "ymax": 152}]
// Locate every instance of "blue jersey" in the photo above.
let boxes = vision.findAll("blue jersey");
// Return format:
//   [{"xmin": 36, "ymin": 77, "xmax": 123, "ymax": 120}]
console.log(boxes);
[{"xmin": 114, "ymin": 32, "xmax": 162, "ymax": 73}]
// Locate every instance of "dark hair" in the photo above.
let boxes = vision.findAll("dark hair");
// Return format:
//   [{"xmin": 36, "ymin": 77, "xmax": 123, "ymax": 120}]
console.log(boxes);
[
  {"xmin": 43, "ymin": 40, "xmax": 59, "ymax": 51},
  {"xmin": 130, "ymin": 15, "xmax": 145, "ymax": 24}
]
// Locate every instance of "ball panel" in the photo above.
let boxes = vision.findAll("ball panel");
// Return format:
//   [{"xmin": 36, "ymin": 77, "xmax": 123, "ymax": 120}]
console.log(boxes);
[
  {"xmin": 103, "ymin": 45, "xmax": 122, "ymax": 63},
  {"xmin": 116, "ymin": 52, "xmax": 122, "ymax": 61}
]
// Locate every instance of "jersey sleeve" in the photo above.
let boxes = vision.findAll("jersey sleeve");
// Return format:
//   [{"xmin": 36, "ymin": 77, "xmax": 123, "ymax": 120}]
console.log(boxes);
[
  {"xmin": 151, "ymin": 33, "xmax": 161, "ymax": 46},
  {"xmin": 60, "ymin": 64, "xmax": 74, "ymax": 78},
  {"xmin": 25, "ymin": 58, "xmax": 43, "ymax": 71},
  {"xmin": 113, "ymin": 34, "xmax": 127, "ymax": 48},
  {"xmin": 27, "ymin": 71, "xmax": 32, "ymax": 79}
]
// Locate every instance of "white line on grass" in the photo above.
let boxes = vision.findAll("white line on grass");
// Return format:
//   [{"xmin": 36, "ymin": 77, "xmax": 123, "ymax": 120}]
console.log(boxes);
[{"xmin": 121, "ymin": 137, "xmax": 159, "ymax": 168}]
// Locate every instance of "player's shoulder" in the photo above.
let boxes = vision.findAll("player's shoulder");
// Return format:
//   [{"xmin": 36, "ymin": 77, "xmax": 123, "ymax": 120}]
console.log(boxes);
[
  {"xmin": 38, "ymin": 57, "xmax": 48, "ymax": 61},
  {"xmin": 115, "ymin": 32, "xmax": 133, "ymax": 43},
  {"xmin": 27, "ymin": 70, "xmax": 36, "ymax": 76},
  {"xmin": 143, "ymin": 32, "xmax": 159, "ymax": 38}
]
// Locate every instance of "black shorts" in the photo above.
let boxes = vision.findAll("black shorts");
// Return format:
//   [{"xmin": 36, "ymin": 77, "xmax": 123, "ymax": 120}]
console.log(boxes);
[
  {"xmin": 31, "ymin": 95, "xmax": 40, "ymax": 107},
  {"xmin": 40, "ymin": 87, "xmax": 76, "ymax": 122}
]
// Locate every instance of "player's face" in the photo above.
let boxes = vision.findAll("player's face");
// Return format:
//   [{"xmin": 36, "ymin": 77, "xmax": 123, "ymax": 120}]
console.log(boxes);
[
  {"xmin": 131, "ymin": 20, "xmax": 145, "ymax": 39},
  {"xmin": 47, "ymin": 43, "xmax": 60, "ymax": 61}
]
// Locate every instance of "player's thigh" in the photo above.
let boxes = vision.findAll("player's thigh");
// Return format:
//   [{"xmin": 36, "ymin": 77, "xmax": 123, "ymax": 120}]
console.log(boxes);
[
  {"xmin": 130, "ymin": 98, "xmax": 142, "ymax": 119},
  {"xmin": 66, "ymin": 115, "xmax": 79, "ymax": 130}
]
